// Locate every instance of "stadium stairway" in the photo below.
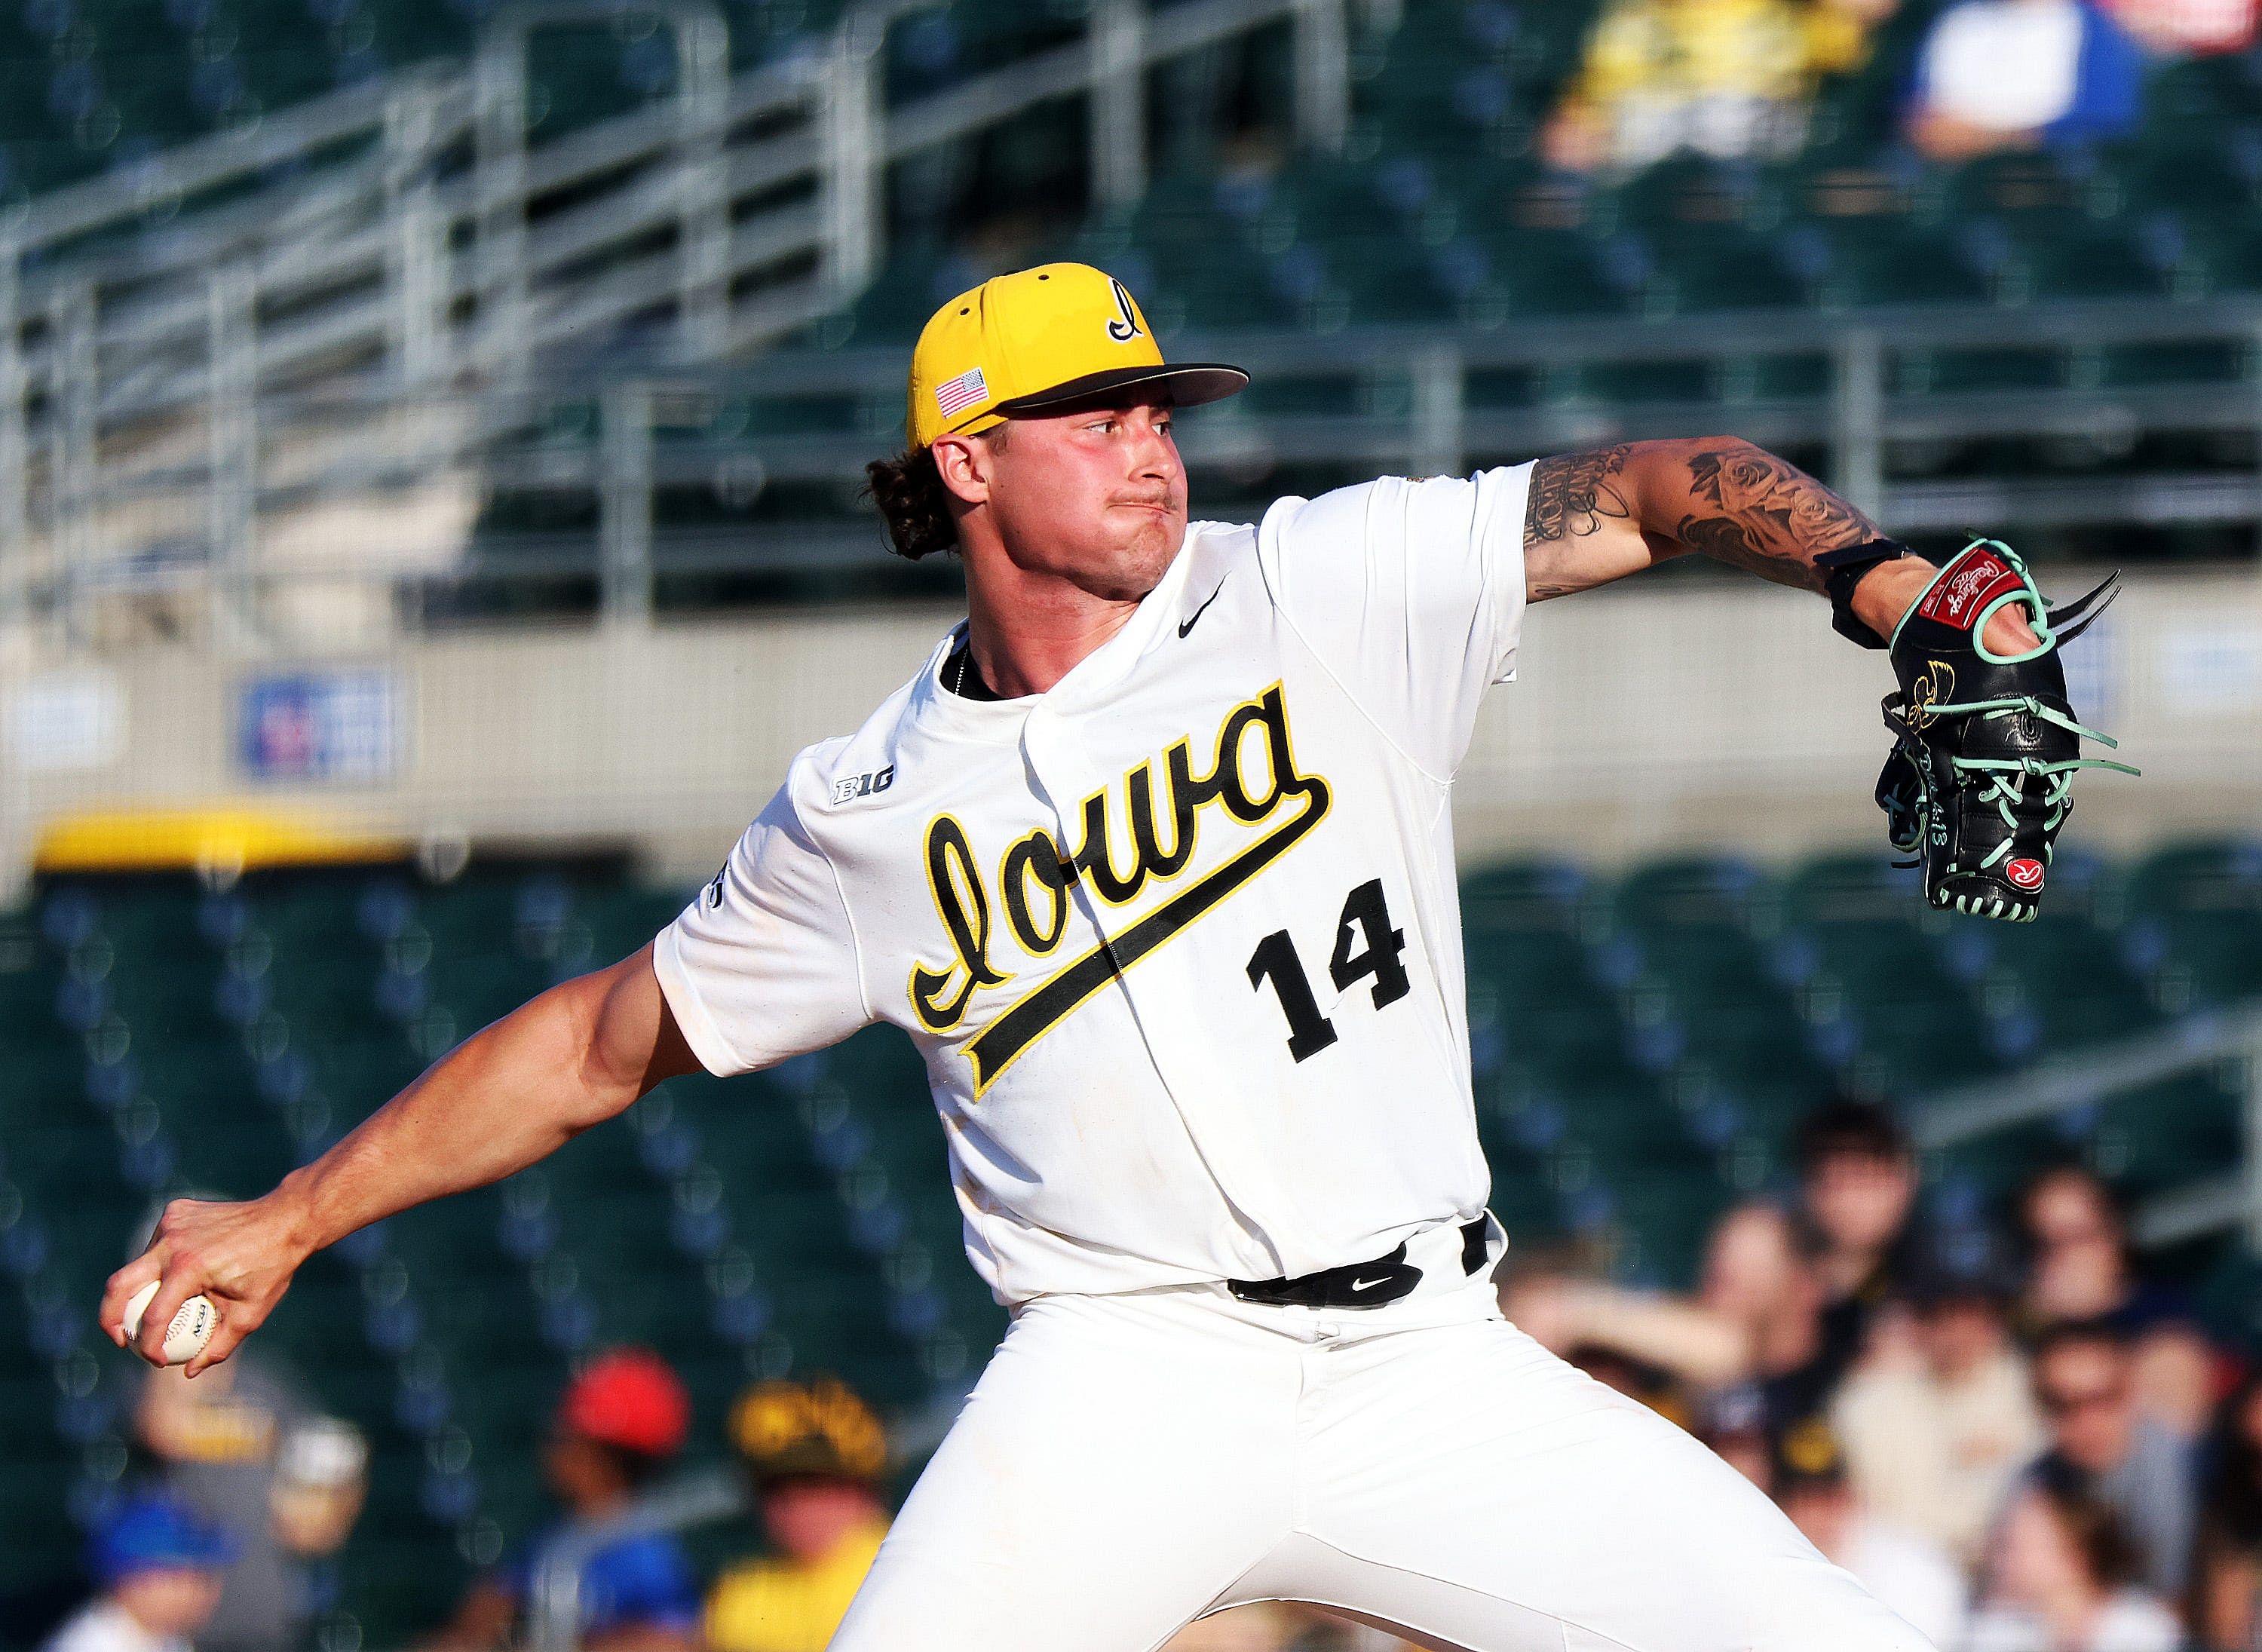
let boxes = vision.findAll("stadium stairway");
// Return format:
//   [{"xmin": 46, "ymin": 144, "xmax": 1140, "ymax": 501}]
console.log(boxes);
[
  {"xmin": 4, "ymin": 841, "xmax": 2260, "ymax": 1645},
  {"xmin": 780, "ymin": 0, "xmax": 2262, "ymax": 412}
]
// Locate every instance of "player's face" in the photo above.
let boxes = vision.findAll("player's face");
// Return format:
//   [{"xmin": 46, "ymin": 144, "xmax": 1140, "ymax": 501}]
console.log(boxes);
[{"xmin": 979, "ymin": 397, "xmax": 1188, "ymax": 601}]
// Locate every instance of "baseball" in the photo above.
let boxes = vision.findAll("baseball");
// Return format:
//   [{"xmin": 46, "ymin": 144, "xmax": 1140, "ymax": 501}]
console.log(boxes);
[{"xmin": 121, "ymin": 1280, "xmax": 217, "ymax": 1366}]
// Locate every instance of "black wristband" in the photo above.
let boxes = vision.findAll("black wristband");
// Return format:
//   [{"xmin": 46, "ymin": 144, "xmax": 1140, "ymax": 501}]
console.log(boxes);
[{"xmin": 1814, "ymin": 538, "xmax": 1913, "ymax": 650}]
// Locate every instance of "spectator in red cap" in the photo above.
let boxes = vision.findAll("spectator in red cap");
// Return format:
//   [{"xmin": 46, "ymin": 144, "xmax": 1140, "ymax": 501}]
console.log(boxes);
[{"xmin": 421, "ymin": 1350, "xmax": 698, "ymax": 1652}]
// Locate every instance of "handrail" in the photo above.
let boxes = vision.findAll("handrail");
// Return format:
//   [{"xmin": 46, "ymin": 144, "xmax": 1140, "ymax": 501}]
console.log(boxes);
[
  {"xmin": 52, "ymin": 301, "xmax": 2262, "ymax": 521},
  {"xmin": 1912, "ymin": 1001, "xmax": 2262, "ymax": 1249},
  {"xmin": 12, "ymin": 71, "xmax": 449, "ymax": 259},
  {"xmin": 881, "ymin": 0, "xmax": 1303, "ymax": 160},
  {"xmin": 8, "ymin": 0, "xmax": 2262, "ymax": 657},
  {"xmin": 1914, "ymin": 1003, "xmax": 2262, "ymax": 1149}
]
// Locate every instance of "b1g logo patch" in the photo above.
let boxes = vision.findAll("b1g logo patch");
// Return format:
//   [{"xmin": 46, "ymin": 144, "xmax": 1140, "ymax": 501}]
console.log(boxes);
[
  {"xmin": 834, "ymin": 766, "xmax": 896, "ymax": 805},
  {"xmin": 2005, "ymin": 857, "xmax": 2046, "ymax": 892}
]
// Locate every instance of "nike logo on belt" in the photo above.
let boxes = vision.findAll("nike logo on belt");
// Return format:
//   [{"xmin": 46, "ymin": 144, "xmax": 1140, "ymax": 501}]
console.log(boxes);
[
  {"xmin": 1178, "ymin": 580, "xmax": 1226, "ymax": 638},
  {"xmin": 1347, "ymin": 1275, "xmax": 1392, "ymax": 1292}
]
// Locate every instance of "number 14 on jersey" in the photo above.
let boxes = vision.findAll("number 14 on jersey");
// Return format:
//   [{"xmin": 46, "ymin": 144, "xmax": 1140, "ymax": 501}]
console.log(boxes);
[{"xmin": 1246, "ymin": 878, "xmax": 1411, "ymax": 1062}]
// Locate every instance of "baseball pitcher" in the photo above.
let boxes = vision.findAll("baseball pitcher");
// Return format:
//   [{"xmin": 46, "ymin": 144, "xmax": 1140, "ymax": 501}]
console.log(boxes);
[{"xmin": 106, "ymin": 263, "xmax": 2124, "ymax": 1652}]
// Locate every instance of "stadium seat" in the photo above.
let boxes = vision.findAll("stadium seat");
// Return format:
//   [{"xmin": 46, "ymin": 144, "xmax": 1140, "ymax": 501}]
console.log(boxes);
[
  {"xmin": 2126, "ymin": 839, "xmax": 2262, "ymax": 1006},
  {"xmin": 5, "ymin": 838, "xmax": 2262, "ymax": 1626}
]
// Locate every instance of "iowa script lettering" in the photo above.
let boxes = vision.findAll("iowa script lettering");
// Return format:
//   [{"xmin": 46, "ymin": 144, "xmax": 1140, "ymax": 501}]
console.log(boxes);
[{"xmin": 907, "ymin": 683, "xmax": 1332, "ymax": 1093}]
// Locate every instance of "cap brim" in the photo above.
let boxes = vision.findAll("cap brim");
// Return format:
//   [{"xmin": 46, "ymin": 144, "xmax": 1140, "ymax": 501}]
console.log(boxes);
[{"xmin": 992, "ymin": 363, "xmax": 1248, "ymax": 418}]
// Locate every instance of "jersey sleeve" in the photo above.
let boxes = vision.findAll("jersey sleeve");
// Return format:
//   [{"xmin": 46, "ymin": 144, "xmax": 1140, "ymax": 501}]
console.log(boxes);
[
  {"xmin": 652, "ymin": 752, "xmax": 874, "ymax": 1076},
  {"xmin": 1255, "ymin": 463, "xmax": 1532, "ymax": 777}
]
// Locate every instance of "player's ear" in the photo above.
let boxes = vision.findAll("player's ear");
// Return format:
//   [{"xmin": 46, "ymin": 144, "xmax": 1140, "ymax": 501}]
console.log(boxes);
[{"xmin": 930, "ymin": 431, "xmax": 994, "ymax": 507}]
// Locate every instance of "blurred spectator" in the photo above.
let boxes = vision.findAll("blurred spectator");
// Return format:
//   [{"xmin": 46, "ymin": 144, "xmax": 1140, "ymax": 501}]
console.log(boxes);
[
  {"xmin": 422, "ymin": 1350, "xmax": 697, "ymax": 1652},
  {"xmin": 265, "ymin": 1419, "xmax": 366, "ymax": 1571},
  {"xmin": 1562, "ymin": 1343, "xmax": 1696, "ymax": 1429},
  {"xmin": 135, "ymin": 1355, "xmax": 363, "ymax": 1652},
  {"xmin": 1832, "ymin": 1255, "xmax": 2045, "ymax": 1565},
  {"xmin": 1544, "ymin": 0, "xmax": 1893, "ymax": 172},
  {"xmin": 1773, "ymin": 1418, "xmax": 1969, "ymax": 1647},
  {"xmin": 2132, "ymin": 1326, "xmax": 2222, "ymax": 1446},
  {"xmin": 1502, "ymin": 1201, "xmax": 1830, "ymax": 1427},
  {"xmin": 2021, "ymin": 1169, "xmax": 2162, "ymax": 1332},
  {"xmin": 1968, "ymin": 1479, "xmax": 2181, "ymax": 1652},
  {"xmin": 2100, "ymin": 0, "xmax": 2257, "ymax": 52},
  {"xmin": 2021, "ymin": 1166, "xmax": 2216, "ymax": 1441},
  {"xmin": 39, "ymin": 1495, "xmax": 232, "ymax": 1652},
  {"xmin": 1794, "ymin": 1102, "xmax": 1922, "ymax": 1375},
  {"xmin": 2193, "ymin": 1373, "xmax": 2262, "ymax": 1652},
  {"xmin": 706, "ymin": 1378, "xmax": 891, "ymax": 1652},
  {"xmin": 2017, "ymin": 1321, "xmax": 2199, "ymax": 1601},
  {"xmin": 1906, "ymin": 0, "xmax": 2145, "ymax": 161},
  {"xmin": 1699, "ymin": 1384, "xmax": 1777, "ymax": 1492}
]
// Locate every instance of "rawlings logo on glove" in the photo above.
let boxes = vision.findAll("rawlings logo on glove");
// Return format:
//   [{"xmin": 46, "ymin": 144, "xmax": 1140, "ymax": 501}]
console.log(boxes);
[{"xmin": 1874, "ymin": 538, "xmax": 2138, "ymax": 923}]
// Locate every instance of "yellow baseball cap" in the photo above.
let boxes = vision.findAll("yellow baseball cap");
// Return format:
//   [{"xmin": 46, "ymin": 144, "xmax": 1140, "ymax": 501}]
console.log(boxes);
[
  {"xmin": 907, "ymin": 262, "xmax": 1247, "ymax": 448},
  {"xmin": 728, "ymin": 1378, "xmax": 887, "ymax": 1483}
]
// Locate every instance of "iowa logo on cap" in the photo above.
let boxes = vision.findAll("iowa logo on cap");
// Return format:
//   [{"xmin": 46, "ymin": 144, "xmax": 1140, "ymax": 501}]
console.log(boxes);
[{"xmin": 1106, "ymin": 277, "xmax": 1144, "ymax": 344}]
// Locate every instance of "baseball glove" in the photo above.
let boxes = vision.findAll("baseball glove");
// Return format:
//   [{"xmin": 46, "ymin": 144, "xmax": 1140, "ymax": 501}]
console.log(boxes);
[{"xmin": 1871, "ymin": 538, "xmax": 2136, "ymax": 922}]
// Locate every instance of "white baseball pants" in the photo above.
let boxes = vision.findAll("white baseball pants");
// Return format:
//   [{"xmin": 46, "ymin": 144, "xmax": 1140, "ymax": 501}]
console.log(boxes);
[{"xmin": 830, "ymin": 1243, "xmax": 1937, "ymax": 1652}]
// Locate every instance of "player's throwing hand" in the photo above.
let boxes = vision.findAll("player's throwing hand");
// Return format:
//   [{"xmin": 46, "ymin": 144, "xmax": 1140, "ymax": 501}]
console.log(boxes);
[{"xmin": 101, "ymin": 1193, "xmax": 313, "ymax": 1376}]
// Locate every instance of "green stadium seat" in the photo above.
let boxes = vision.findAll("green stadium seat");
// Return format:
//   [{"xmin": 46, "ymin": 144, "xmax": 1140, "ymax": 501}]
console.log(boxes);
[
  {"xmin": 1804, "ymin": 210, "xmax": 1991, "ymax": 308},
  {"xmin": 2095, "ymin": 336, "xmax": 2246, "ymax": 388},
  {"xmin": 7, "ymin": 815, "xmax": 2262, "ymax": 1635},
  {"xmin": 3, "ymin": 1041, "xmax": 84, "ymax": 1124},
  {"xmin": 578, "ymin": 885, "xmax": 695, "ymax": 961},
  {"xmin": 1467, "ymin": 223, "xmax": 1632, "ymax": 321},
  {"xmin": 160, "ymin": 1117, "xmax": 296, "ymax": 1200},
  {"xmin": 2092, "ymin": 1074, "xmax": 2242, "ymax": 1194},
  {"xmin": 2125, "ymin": 839, "xmax": 2262, "ymax": 1005}
]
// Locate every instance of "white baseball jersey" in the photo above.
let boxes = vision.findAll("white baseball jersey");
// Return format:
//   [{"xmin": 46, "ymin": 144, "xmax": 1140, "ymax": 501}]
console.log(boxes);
[{"xmin": 655, "ymin": 462, "xmax": 1534, "ymax": 1304}]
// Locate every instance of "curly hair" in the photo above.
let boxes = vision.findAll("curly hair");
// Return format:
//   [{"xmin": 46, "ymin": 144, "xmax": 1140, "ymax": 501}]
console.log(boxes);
[
  {"xmin": 864, "ymin": 446, "xmax": 956, "ymax": 560},
  {"xmin": 863, "ymin": 424, "xmax": 1008, "ymax": 560}
]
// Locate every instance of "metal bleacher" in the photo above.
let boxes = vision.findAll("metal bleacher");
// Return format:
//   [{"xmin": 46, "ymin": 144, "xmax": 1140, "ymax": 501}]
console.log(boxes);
[
  {"xmin": 6, "ymin": 840, "xmax": 2262, "ymax": 1644},
  {"xmin": 5, "ymin": 0, "xmax": 2262, "ymax": 644},
  {"xmin": 0, "ymin": 0, "xmax": 1352, "ymax": 641}
]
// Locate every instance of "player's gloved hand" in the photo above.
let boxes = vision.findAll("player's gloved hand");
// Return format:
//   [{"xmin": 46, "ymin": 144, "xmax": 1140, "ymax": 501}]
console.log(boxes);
[{"xmin": 1871, "ymin": 538, "xmax": 2136, "ymax": 922}]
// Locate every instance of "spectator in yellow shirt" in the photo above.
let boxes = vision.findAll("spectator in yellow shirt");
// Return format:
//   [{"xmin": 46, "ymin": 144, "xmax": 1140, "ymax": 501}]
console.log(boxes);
[
  {"xmin": 704, "ymin": 1379, "xmax": 891, "ymax": 1652},
  {"xmin": 1546, "ymin": 0, "xmax": 1893, "ymax": 172}
]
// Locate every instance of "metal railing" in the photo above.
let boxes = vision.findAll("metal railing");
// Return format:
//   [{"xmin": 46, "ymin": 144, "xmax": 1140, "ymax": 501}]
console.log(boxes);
[
  {"xmin": 0, "ymin": 0, "xmax": 1350, "ymax": 647},
  {"xmin": 449, "ymin": 293, "xmax": 2262, "ymax": 613},
  {"xmin": 1914, "ymin": 999, "xmax": 2262, "ymax": 1250},
  {"xmin": 19, "ymin": 291, "xmax": 2262, "ymax": 643},
  {"xmin": 3, "ymin": 0, "xmax": 2261, "ymax": 650}
]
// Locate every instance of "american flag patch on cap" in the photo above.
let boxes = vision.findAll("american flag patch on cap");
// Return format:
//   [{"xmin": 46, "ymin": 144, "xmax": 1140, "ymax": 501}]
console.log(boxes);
[{"xmin": 933, "ymin": 366, "xmax": 988, "ymax": 421}]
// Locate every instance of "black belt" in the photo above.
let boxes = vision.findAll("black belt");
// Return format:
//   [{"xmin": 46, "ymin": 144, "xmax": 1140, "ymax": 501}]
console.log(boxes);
[{"xmin": 1226, "ymin": 1216, "xmax": 1493, "ymax": 1310}]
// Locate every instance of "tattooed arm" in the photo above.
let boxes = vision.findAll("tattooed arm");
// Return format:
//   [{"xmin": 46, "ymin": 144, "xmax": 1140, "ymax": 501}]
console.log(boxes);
[{"xmin": 1519, "ymin": 437, "xmax": 2027, "ymax": 646}]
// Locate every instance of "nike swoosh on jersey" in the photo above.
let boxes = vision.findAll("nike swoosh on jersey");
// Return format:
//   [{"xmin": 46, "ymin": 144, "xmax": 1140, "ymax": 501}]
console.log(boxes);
[
  {"xmin": 1177, "ymin": 579, "xmax": 1227, "ymax": 639},
  {"xmin": 964, "ymin": 768, "xmax": 1332, "ymax": 1093}
]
